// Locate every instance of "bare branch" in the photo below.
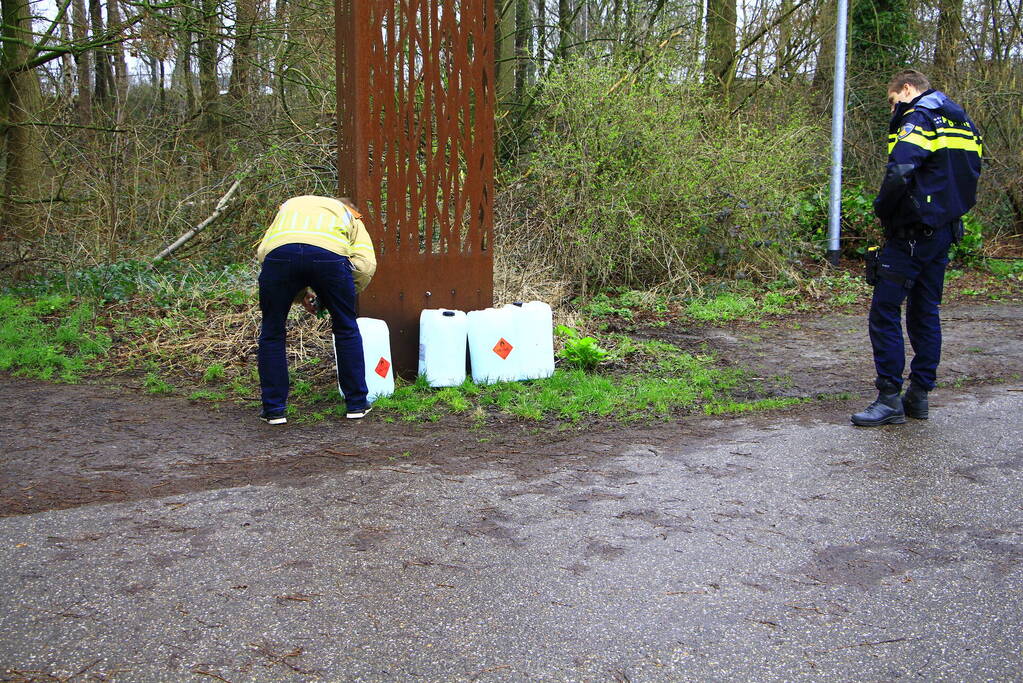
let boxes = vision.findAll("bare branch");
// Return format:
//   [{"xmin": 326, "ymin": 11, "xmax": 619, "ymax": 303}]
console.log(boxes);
[{"xmin": 152, "ymin": 163, "xmax": 258, "ymax": 263}]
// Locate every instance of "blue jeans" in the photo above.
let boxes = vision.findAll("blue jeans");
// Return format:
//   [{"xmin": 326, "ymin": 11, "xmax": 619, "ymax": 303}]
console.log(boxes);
[
  {"xmin": 258, "ymin": 243, "xmax": 368, "ymax": 414},
  {"xmin": 868, "ymin": 224, "xmax": 953, "ymax": 391}
]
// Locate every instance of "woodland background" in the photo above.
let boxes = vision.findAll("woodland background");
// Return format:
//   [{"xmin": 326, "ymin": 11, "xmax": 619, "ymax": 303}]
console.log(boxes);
[{"xmin": 1, "ymin": 0, "xmax": 1021, "ymax": 292}]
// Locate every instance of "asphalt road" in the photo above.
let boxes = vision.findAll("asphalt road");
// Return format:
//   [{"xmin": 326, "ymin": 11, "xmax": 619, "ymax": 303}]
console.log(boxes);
[{"xmin": 2, "ymin": 385, "xmax": 1022, "ymax": 681}]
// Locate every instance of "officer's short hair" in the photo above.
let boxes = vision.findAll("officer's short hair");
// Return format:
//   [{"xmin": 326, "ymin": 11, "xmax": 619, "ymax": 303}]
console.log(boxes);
[{"xmin": 888, "ymin": 69, "xmax": 930, "ymax": 93}]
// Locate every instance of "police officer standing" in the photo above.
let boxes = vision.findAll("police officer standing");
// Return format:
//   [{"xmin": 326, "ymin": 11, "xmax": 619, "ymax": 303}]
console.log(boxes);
[{"xmin": 852, "ymin": 70, "xmax": 982, "ymax": 427}]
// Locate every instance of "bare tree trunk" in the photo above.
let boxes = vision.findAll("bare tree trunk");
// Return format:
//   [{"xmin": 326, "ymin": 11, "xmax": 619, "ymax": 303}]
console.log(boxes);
[
  {"xmin": 497, "ymin": 0, "xmax": 516, "ymax": 106},
  {"xmin": 271, "ymin": 0, "xmax": 289, "ymax": 100},
  {"xmin": 933, "ymin": 0, "xmax": 963, "ymax": 80},
  {"xmin": 71, "ymin": 0, "xmax": 92, "ymax": 124},
  {"xmin": 536, "ymin": 0, "xmax": 546, "ymax": 67},
  {"xmin": 811, "ymin": 0, "xmax": 836, "ymax": 99},
  {"xmin": 197, "ymin": 0, "xmax": 222, "ymax": 163},
  {"xmin": 778, "ymin": 0, "xmax": 793, "ymax": 80},
  {"xmin": 557, "ymin": 0, "xmax": 572, "ymax": 60},
  {"xmin": 514, "ymin": 0, "xmax": 530, "ymax": 100},
  {"xmin": 197, "ymin": 0, "xmax": 220, "ymax": 108},
  {"xmin": 705, "ymin": 0, "xmax": 736, "ymax": 95},
  {"xmin": 624, "ymin": 0, "xmax": 635, "ymax": 47},
  {"xmin": 1, "ymin": 0, "xmax": 47, "ymax": 239},
  {"xmin": 158, "ymin": 56, "xmax": 166, "ymax": 113},
  {"xmin": 89, "ymin": 0, "xmax": 111, "ymax": 103},
  {"xmin": 228, "ymin": 0, "xmax": 256, "ymax": 101},
  {"xmin": 173, "ymin": 5, "xmax": 196, "ymax": 117},
  {"xmin": 108, "ymin": 0, "xmax": 129, "ymax": 106},
  {"xmin": 977, "ymin": 0, "xmax": 990, "ymax": 64},
  {"xmin": 146, "ymin": 54, "xmax": 157, "ymax": 88},
  {"xmin": 693, "ymin": 0, "xmax": 705, "ymax": 76},
  {"xmin": 60, "ymin": 11, "xmax": 74, "ymax": 100}
]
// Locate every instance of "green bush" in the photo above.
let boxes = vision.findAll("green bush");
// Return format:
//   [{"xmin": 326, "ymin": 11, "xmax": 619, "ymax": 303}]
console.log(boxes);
[{"xmin": 503, "ymin": 56, "xmax": 825, "ymax": 292}]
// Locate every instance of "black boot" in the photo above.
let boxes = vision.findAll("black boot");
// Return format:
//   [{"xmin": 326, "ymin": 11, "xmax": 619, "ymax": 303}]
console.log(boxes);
[
  {"xmin": 851, "ymin": 379, "xmax": 906, "ymax": 426},
  {"xmin": 902, "ymin": 382, "xmax": 929, "ymax": 419}
]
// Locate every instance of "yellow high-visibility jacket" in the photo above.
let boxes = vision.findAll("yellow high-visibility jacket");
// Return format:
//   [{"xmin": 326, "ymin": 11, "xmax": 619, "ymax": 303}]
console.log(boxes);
[{"xmin": 256, "ymin": 195, "xmax": 377, "ymax": 292}]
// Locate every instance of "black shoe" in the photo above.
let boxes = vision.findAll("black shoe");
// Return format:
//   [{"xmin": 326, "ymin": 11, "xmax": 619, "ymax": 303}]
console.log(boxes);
[
  {"xmin": 260, "ymin": 411, "xmax": 287, "ymax": 425},
  {"xmin": 851, "ymin": 380, "xmax": 906, "ymax": 427},
  {"xmin": 346, "ymin": 406, "xmax": 372, "ymax": 420},
  {"xmin": 902, "ymin": 383, "xmax": 929, "ymax": 419}
]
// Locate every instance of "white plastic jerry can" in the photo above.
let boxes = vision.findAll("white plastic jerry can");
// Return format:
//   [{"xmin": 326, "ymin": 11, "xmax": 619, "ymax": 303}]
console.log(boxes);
[
  {"xmin": 504, "ymin": 301, "xmax": 554, "ymax": 380},
  {"xmin": 336, "ymin": 317, "xmax": 394, "ymax": 402},
  {"xmin": 419, "ymin": 308, "xmax": 468, "ymax": 387},
  {"xmin": 467, "ymin": 306, "xmax": 525, "ymax": 384}
]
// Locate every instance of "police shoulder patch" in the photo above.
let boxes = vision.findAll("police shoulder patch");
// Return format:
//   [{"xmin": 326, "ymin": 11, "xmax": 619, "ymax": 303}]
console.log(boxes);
[{"xmin": 898, "ymin": 122, "xmax": 915, "ymax": 140}]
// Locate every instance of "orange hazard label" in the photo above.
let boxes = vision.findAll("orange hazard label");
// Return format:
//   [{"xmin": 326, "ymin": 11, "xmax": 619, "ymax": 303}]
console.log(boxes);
[
  {"xmin": 375, "ymin": 357, "xmax": 391, "ymax": 378},
  {"xmin": 493, "ymin": 338, "xmax": 513, "ymax": 360}
]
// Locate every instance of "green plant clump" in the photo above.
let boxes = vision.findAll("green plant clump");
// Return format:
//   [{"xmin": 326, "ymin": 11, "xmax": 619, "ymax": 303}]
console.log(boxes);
[
  {"xmin": 950, "ymin": 214, "xmax": 984, "ymax": 267},
  {"xmin": 202, "ymin": 363, "xmax": 227, "ymax": 383},
  {"xmin": 556, "ymin": 325, "xmax": 610, "ymax": 371},
  {"xmin": 143, "ymin": 372, "xmax": 174, "ymax": 394}
]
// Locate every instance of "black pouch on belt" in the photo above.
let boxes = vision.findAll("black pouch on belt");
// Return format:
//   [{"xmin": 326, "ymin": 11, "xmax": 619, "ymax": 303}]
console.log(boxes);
[
  {"xmin": 865, "ymin": 246, "xmax": 880, "ymax": 286},
  {"xmin": 952, "ymin": 219, "xmax": 964, "ymax": 243}
]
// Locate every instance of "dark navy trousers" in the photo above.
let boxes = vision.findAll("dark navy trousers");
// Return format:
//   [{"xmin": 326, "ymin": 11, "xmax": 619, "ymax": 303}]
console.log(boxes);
[
  {"xmin": 868, "ymin": 224, "xmax": 953, "ymax": 391},
  {"xmin": 258, "ymin": 243, "xmax": 368, "ymax": 414}
]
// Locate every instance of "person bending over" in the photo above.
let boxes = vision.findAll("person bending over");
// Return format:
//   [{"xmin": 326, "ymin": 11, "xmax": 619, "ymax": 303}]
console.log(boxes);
[{"xmin": 255, "ymin": 196, "xmax": 377, "ymax": 424}]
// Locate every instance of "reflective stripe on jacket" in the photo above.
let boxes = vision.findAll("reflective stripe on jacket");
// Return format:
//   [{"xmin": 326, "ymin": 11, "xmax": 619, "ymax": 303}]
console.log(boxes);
[
  {"xmin": 256, "ymin": 196, "xmax": 377, "ymax": 292},
  {"xmin": 873, "ymin": 90, "xmax": 982, "ymax": 234}
]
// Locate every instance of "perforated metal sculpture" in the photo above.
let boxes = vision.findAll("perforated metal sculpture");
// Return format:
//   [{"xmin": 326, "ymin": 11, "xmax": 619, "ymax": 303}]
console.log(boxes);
[{"xmin": 336, "ymin": 0, "xmax": 495, "ymax": 375}]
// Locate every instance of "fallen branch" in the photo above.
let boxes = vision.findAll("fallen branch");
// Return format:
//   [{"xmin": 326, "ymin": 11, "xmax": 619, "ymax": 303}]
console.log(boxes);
[{"xmin": 152, "ymin": 165, "xmax": 253, "ymax": 263}]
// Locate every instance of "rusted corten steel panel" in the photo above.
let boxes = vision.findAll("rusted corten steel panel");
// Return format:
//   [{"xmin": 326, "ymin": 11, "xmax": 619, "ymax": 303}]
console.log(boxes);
[{"xmin": 336, "ymin": 0, "xmax": 495, "ymax": 377}]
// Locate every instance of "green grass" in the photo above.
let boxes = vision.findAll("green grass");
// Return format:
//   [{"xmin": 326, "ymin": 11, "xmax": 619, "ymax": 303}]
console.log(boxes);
[
  {"xmin": 988, "ymin": 259, "xmax": 1023, "ymax": 279},
  {"xmin": 685, "ymin": 293, "xmax": 757, "ymax": 322},
  {"xmin": 189, "ymin": 389, "xmax": 227, "ymax": 401},
  {"xmin": 703, "ymin": 397, "xmax": 807, "ymax": 415},
  {"xmin": 202, "ymin": 363, "xmax": 226, "ymax": 382},
  {"xmin": 815, "ymin": 272, "xmax": 871, "ymax": 306},
  {"xmin": 670, "ymin": 285, "xmax": 816, "ymax": 324},
  {"xmin": 0, "ymin": 295, "xmax": 111, "ymax": 382},
  {"xmin": 367, "ymin": 339, "xmax": 751, "ymax": 423},
  {"xmin": 372, "ymin": 376, "xmax": 477, "ymax": 421},
  {"xmin": 759, "ymin": 291, "xmax": 793, "ymax": 314},
  {"xmin": 143, "ymin": 372, "xmax": 174, "ymax": 394}
]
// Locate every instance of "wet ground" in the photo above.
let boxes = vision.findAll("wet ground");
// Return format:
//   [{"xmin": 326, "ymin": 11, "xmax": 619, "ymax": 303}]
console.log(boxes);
[{"xmin": 1, "ymin": 302, "xmax": 1022, "ymax": 680}]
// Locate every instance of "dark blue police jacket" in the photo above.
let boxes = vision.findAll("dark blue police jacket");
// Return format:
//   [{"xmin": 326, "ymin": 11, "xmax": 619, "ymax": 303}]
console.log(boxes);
[{"xmin": 873, "ymin": 89, "xmax": 982, "ymax": 235}]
